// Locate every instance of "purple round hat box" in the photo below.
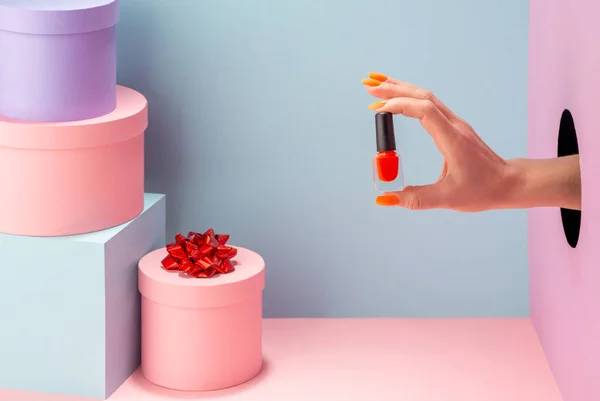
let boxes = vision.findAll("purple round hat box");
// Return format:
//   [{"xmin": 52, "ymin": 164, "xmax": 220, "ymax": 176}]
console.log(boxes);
[{"xmin": 0, "ymin": 0, "xmax": 119, "ymax": 122}]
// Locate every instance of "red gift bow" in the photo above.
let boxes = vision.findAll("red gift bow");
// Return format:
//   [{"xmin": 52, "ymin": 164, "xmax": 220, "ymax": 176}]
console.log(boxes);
[{"xmin": 161, "ymin": 228, "xmax": 237, "ymax": 278}]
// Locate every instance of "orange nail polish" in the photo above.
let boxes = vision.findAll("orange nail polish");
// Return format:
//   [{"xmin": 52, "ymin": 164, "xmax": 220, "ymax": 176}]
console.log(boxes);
[
  {"xmin": 368, "ymin": 100, "xmax": 387, "ymax": 110},
  {"xmin": 362, "ymin": 78, "xmax": 383, "ymax": 87},
  {"xmin": 376, "ymin": 195, "xmax": 400, "ymax": 206},
  {"xmin": 373, "ymin": 112, "xmax": 404, "ymax": 192},
  {"xmin": 369, "ymin": 72, "xmax": 388, "ymax": 82}
]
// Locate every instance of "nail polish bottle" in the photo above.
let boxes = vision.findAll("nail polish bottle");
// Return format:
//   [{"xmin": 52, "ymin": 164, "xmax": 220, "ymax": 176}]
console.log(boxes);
[{"xmin": 373, "ymin": 112, "xmax": 404, "ymax": 192}]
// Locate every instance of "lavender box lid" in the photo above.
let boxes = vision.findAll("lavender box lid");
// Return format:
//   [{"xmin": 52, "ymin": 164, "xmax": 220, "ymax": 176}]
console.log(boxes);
[{"xmin": 0, "ymin": 0, "xmax": 119, "ymax": 35}]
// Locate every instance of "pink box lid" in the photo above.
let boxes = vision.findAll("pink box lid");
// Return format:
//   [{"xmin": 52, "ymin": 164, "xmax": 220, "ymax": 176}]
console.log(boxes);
[
  {"xmin": 0, "ymin": 85, "xmax": 147, "ymax": 150},
  {"xmin": 138, "ymin": 247, "xmax": 266, "ymax": 309},
  {"xmin": 0, "ymin": 0, "xmax": 118, "ymax": 35}
]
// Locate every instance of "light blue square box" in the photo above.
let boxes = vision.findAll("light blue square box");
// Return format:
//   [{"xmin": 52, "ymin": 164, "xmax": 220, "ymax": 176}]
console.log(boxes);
[{"xmin": 0, "ymin": 193, "xmax": 166, "ymax": 399}]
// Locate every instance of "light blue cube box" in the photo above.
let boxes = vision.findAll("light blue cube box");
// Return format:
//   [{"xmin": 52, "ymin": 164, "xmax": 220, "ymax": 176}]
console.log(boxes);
[{"xmin": 0, "ymin": 193, "xmax": 166, "ymax": 399}]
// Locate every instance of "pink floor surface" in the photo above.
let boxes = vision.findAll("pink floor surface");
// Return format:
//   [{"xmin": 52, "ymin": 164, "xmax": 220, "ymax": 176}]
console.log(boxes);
[{"xmin": 0, "ymin": 318, "xmax": 562, "ymax": 401}]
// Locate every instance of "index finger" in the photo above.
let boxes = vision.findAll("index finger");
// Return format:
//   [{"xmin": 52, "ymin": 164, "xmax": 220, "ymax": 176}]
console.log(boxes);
[
  {"xmin": 374, "ymin": 97, "xmax": 456, "ymax": 154},
  {"xmin": 365, "ymin": 73, "xmax": 459, "ymax": 121}
]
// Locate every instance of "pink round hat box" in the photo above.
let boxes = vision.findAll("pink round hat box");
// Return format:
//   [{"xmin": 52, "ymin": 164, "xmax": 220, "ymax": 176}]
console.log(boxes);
[
  {"xmin": 0, "ymin": 85, "xmax": 147, "ymax": 237},
  {"xmin": 138, "ymin": 246, "xmax": 266, "ymax": 391}
]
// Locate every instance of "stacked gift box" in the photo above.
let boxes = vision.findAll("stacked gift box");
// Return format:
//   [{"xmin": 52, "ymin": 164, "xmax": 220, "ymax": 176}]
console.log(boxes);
[
  {"xmin": 0, "ymin": 1, "xmax": 266, "ymax": 399},
  {"xmin": 0, "ymin": 1, "xmax": 166, "ymax": 399}
]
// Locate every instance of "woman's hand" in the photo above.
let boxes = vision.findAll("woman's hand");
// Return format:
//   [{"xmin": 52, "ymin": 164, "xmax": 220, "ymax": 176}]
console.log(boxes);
[{"xmin": 362, "ymin": 72, "xmax": 581, "ymax": 212}]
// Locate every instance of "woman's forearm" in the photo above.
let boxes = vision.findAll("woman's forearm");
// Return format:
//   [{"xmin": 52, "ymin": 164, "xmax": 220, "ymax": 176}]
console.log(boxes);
[{"xmin": 504, "ymin": 155, "xmax": 581, "ymax": 210}]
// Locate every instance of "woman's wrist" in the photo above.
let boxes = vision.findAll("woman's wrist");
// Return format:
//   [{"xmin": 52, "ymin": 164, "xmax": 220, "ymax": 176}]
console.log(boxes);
[{"xmin": 502, "ymin": 156, "xmax": 581, "ymax": 210}]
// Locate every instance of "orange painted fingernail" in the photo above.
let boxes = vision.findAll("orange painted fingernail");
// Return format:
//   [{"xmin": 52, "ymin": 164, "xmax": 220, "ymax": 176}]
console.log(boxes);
[
  {"xmin": 368, "ymin": 100, "xmax": 387, "ymax": 110},
  {"xmin": 369, "ymin": 72, "xmax": 388, "ymax": 82},
  {"xmin": 362, "ymin": 78, "xmax": 383, "ymax": 87},
  {"xmin": 375, "ymin": 195, "xmax": 400, "ymax": 206}
]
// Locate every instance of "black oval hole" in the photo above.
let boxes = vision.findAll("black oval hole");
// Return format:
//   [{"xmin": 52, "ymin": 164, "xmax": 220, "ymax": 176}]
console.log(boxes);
[{"xmin": 557, "ymin": 109, "xmax": 581, "ymax": 248}]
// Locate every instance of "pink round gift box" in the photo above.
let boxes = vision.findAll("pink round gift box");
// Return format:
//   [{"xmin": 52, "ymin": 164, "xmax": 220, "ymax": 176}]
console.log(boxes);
[
  {"xmin": 0, "ymin": 85, "xmax": 147, "ymax": 237},
  {"xmin": 138, "ymin": 246, "xmax": 265, "ymax": 391},
  {"xmin": 0, "ymin": 0, "xmax": 119, "ymax": 122}
]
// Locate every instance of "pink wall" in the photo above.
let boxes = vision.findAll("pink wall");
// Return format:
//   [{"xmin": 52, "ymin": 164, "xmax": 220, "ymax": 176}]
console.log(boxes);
[{"xmin": 529, "ymin": 1, "xmax": 600, "ymax": 400}]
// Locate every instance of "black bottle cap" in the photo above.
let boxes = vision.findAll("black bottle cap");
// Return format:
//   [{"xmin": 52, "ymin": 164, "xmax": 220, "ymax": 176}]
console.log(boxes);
[{"xmin": 375, "ymin": 112, "xmax": 396, "ymax": 152}]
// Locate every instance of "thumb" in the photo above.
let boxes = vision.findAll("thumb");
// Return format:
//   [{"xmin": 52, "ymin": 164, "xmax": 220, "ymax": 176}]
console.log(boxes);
[{"xmin": 375, "ymin": 184, "xmax": 444, "ymax": 210}]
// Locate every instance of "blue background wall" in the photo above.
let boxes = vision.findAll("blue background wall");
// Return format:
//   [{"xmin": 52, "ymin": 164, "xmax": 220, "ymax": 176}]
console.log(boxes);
[{"xmin": 116, "ymin": 0, "xmax": 529, "ymax": 318}]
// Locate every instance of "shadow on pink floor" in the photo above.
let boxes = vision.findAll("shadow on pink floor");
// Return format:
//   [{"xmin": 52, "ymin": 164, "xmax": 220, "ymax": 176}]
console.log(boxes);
[{"xmin": 125, "ymin": 359, "xmax": 274, "ymax": 400}]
